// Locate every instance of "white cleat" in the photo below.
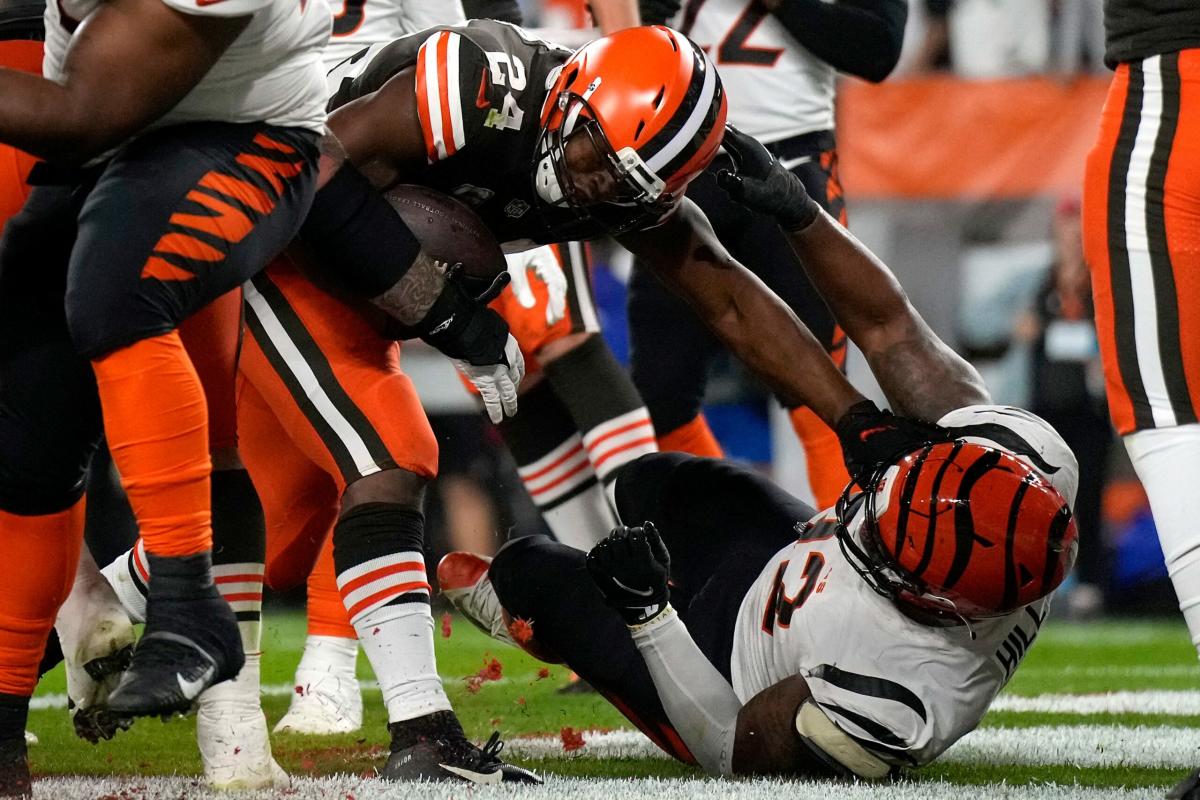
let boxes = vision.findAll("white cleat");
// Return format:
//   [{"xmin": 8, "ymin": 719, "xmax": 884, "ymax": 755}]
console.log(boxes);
[
  {"xmin": 197, "ymin": 653, "xmax": 290, "ymax": 790},
  {"xmin": 436, "ymin": 552, "xmax": 516, "ymax": 647},
  {"xmin": 22, "ymin": 731, "xmax": 36, "ymax": 746},
  {"xmin": 274, "ymin": 636, "xmax": 363, "ymax": 736},
  {"xmin": 99, "ymin": 546, "xmax": 148, "ymax": 624},
  {"xmin": 56, "ymin": 548, "xmax": 137, "ymax": 742}
]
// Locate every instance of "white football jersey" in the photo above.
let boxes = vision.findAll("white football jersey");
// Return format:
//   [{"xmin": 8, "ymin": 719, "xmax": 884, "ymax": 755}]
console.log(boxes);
[
  {"xmin": 678, "ymin": 0, "xmax": 835, "ymax": 141},
  {"xmin": 322, "ymin": 0, "xmax": 464, "ymax": 84},
  {"xmin": 44, "ymin": 0, "xmax": 330, "ymax": 136},
  {"xmin": 730, "ymin": 405, "xmax": 1078, "ymax": 767}
]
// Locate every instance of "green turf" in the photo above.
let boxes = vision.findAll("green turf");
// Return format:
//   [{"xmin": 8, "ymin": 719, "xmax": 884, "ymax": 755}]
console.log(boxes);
[{"xmin": 26, "ymin": 611, "xmax": 1200, "ymax": 787}]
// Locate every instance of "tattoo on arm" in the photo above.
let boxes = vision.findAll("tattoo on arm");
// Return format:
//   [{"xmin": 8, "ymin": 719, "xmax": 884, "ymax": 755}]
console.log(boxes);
[{"xmin": 369, "ymin": 251, "xmax": 446, "ymax": 326}]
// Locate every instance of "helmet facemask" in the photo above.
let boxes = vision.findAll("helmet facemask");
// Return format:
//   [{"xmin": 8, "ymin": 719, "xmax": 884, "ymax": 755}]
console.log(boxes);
[{"xmin": 532, "ymin": 91, "xmax": 676, "ymax": 238}]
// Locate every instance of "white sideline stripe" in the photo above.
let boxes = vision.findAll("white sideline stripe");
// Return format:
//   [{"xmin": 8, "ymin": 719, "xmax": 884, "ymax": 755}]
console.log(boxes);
[
  {"xmin": 27, "ymin": 775, "xmax": 1170, "ymax": 800},
  {"xmin": 991, "ymin": 690, "xmax": 1200, "ymax": 716}
]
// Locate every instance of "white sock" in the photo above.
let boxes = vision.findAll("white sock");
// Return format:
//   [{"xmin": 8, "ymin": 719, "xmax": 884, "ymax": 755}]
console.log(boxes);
[
  {"xmin": 518, "ymin": 434, "xmax": 617, "ymax": 549},
  {"xmin": 212, "ymin": 562, "xmax": 264, "ymax": 654},
  {"xmin": 1126, "ymin": 425, "xmax": 1200, "ymax": 656},
  {"xmin": 337, "ymin": 552, "xmax": 451, "ymax": 723}
]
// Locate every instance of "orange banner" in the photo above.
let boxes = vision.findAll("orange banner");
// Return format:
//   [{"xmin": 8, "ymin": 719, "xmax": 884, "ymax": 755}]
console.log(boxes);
[{"xmin": 837, "ymin": 75, "xmax": 1111, "ymax": 200}]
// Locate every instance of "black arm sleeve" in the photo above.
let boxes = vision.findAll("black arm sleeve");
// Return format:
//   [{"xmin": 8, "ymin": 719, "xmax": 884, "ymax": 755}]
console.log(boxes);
[
  {"xmin": 297, "ymin": 164, "xmax": 421, "ymax": 298},
  {"xmin": 771, "ymin": 0, "xmax": 908, "ymax": 83}
]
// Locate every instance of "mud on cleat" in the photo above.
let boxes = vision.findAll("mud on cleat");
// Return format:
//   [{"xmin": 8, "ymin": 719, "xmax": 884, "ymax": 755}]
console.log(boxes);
[
  {"xmin": 437, "ymin": 552, "xmax": 517, "ymax": 647},
  {"xmin": 274, "ymin": 636, "xmax": 363, "ymax": 736},
  {"xmin": 56, "ymin": 546, "xmax": 138, "ymax": 742},
  {"xmin": 107, "ymin": 553, "xmax": 244, "ymax": 718},
  {"xmin": 198, "ymin": 654, "xmax": 290, "ymax": 790},
  {"xmin": 381, "ymin": 711, "xmax": 540, "ymax": 784}
]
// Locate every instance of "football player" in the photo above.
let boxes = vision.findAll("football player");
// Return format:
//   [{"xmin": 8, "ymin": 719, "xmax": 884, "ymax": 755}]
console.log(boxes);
[
  {"xmin": 630, "ymin": 0, "xmax": 906, "ymax": 509},
  {"xmin": 0, "ymin": 0, "xmax": 338, "ymax": 792},
  {"xmin": 440, "ymin": 127, "xmax": 1080, "ymax": 778}
]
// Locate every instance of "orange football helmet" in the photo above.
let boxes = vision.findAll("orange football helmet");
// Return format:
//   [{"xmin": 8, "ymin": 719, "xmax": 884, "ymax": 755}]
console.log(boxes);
[
  {"xmin": 534, "ymin": 25, "xmax": 727, "ymax": 234},
  {"xmin": 836, "ymin": 441, "xmax": 1078, "ymax": 621}
]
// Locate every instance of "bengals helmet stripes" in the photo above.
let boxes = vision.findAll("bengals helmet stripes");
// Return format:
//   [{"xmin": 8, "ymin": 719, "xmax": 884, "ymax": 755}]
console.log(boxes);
[
  {"xmin": 533, "ymin": 25, "xmax": 727, "ymax": 232},
  {"xmin": 838, "ymin": 441, "xmax": 1078, "ymax": 620}
]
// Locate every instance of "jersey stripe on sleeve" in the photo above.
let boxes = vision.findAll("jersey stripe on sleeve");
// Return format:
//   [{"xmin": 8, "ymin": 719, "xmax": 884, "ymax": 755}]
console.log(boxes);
[{"xmin": 414, "ymin": 30, "xmax": 467, "ymax": 162}]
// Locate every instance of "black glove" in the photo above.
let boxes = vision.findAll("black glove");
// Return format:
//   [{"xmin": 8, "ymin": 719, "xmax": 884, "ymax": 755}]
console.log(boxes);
[
  {"xmin": 835, "ymin": 400, "xmax": 947, "ymax": 488},
  {"xmin": 638, "ymin": 0, "xmax": 681, "ymax": 25},
  {"xmin": 391, "ymin": 266, "xmax": 514, "ymax": 367},
  {"xmin": 715, "ymin": 124, "xmax": 822, "ymax": 232},
  {"xmin": 587, "ymin": 523, "xmax": 671, "ymax": 626}
]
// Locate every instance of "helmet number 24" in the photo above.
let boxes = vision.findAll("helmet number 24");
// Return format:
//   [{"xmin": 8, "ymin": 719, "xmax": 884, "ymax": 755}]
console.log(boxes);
[{"xmin": 483, "ymin": 51, "xmax": 526, "ymax": 132}]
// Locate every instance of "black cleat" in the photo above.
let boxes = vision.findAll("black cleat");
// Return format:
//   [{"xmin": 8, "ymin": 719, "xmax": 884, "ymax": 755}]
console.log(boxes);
[
  {"xmin": 107, "ymin": 593, "xmax": 243, "ymax": 718},
  {"xmin": 382, "ymin": 711, "xmax": 540, "ymax": 784},
  {"xmin": 1168, "ymin": 768, "xmax": 1200, "ymax": 800},
  {"xmin": 0, "ymin": 737, "xmax": 30, "ymax": 798}
]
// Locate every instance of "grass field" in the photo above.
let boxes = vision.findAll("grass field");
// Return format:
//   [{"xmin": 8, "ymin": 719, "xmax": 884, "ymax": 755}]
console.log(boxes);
[{"xmin": 24, "ymin": 608, "xmax": 1200, "ymax": 798}]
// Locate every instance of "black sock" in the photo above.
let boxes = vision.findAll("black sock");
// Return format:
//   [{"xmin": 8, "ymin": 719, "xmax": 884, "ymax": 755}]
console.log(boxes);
[
  {"xmin": 0, "ymin": 695, "xmax": 28, "ymax": 744},
  {"xmin": 145, "ymin": 551, "xmax": 215, "ymax": 600},
  {"xmin": 387, "ymin": 710, "xmax": 464, "ymax": 750}
]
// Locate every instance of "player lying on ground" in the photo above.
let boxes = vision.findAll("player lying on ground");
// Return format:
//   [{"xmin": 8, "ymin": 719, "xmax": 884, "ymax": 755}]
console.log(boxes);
[{"xmin": 440, "ymin": 127, "xmax": 1080, "ymax": 777}]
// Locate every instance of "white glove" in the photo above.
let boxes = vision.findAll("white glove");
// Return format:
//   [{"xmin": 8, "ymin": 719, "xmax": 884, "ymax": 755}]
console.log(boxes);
[
  {"xmin": 507, "ymin": 248, "xmax": 569, "ymax": 326},
  {"xmin": 455, "ymin": 333, "xmax": 525, "ymax": 424}
]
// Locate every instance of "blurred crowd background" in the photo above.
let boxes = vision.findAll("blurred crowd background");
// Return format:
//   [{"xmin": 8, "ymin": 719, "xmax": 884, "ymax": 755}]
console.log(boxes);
[{"xmin": 362, "ymin": 0, "xmax": 1161, "ymax": 622}]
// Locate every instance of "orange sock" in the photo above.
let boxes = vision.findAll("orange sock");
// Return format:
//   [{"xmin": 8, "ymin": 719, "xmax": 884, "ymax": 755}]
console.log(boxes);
[
  {"xmin": 657, "ymin": 414, "xmax": 724, "ymax": 458},
  {"xmin": 789, "ymin": 406, "xmax": 850, "ymax": 510},
  {"xmin": 92, "ymin": 331, "xmax": 212, "ymax": 558},
  {"xmin": 306, "ymin": 538, "xmax": 356, "ymax": 640},
  {"xmin": 0, "ymin": 500, "xmax": 85, "ymax": 695}
]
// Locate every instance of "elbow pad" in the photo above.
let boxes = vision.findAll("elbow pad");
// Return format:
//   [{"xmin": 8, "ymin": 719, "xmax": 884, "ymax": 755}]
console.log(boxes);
[{"xmin": 794, "ymin": 699, "xmax": 891, "ymax": 780}]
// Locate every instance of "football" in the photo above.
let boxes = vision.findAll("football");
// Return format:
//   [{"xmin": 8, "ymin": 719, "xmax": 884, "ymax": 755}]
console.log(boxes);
[{"xmin": 384, "ymin": 184, "xmax": 507, "ymax": 283}]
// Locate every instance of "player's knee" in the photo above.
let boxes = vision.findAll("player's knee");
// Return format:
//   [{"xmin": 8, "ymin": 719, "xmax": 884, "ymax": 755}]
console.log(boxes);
[{"xmin": 490, "ymin": 535, "xmax": 577, "ymax": 617}]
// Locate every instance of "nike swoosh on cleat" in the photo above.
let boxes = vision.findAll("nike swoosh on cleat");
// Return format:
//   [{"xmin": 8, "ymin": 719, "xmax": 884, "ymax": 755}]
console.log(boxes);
[
  {"xmin": 177, "ymin": 666, "xmax": 214, "ymax": 701},
  {"xmin": 611, "ymin": 577, "xmax": 654, "ymax": 597},
  {"xmin": 440, "ymin": 764, "xmax": 503, "ymax": 784}
]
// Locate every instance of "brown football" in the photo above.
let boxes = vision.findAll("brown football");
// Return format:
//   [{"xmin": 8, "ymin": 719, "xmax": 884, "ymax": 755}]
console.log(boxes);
[{"xmin": 384, "ymin": 184, "xmax": 506, "ymax": 281}]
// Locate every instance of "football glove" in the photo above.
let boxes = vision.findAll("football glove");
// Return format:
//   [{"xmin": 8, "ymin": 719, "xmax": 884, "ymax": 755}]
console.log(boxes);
[
  {"xmin": 419, "ymin": 267, "xmax": 524, "ymax": 424},
  {"xmin": 715, "ymin": 124, "xmax": 822, "ymax": 232},
  {"xmin": 835, "ymin": 400, "xmax": 947, "ymax": 488},
  {"xmin": 587, "ymin": 523, "xmax": 671, "ymax": 626},
  {"xmin": 507, "ymin": 249, "xmax": 568, "ymax": 326}
]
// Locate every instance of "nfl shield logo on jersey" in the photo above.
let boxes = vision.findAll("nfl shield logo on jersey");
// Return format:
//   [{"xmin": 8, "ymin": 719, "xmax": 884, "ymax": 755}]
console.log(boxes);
[{"xmin": 504, "ymin": 198, "xmax": 530, "ymax": 219}]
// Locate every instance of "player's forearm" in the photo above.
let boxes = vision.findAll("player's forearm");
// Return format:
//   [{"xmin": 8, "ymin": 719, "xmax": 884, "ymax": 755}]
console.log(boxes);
[
  {"xmin": 706, "ymin": 264, "xmax": 864, "ymax": 425},
  {"xmin": 590, "ymin": 0, "xmax": 640, "ymax": 33},
  {"xmin": 785, "ymin": 212, "xmax": 988, "ymax": 418},
  {"xmin": 768, "ymin": 0, "xmax": 906, "ymax": 82},
  {"xmin": 0, "ymin": 70, "xmax": 127, "ymax": 162},
  {"xmin": 629, "ymin": 607, "xmax": 741, "ymax": 775}
]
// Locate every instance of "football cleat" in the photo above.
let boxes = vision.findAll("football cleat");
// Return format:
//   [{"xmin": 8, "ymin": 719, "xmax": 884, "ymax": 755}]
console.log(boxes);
[
  {"xmin": 273, "ymin": 636, "xmax": 363, "ymax": 735},
  {"xmin": 437, "ymin": 552, "xmax": 516, "ymax": 647},
  {"xmin": 197, "ymin": 653, "xmax": 290, "ymax": 790},
  {"xmin": 1168, "ymin": 768, "xmax": 1200, "ymax": 800},
  {"xmin": 382, "ymin": 712, "xmax": 540, "ymax": 784},
  {"xmin": 0, "ymin": 736, "xmax": 29, "ymax": 798},
  {"xmin": 107, "ymin": 592, "xmax": 244, "ymax": 718},
  {"xmin": 55, "ymin": 551, "xmax": 137, "ymax": 742}
]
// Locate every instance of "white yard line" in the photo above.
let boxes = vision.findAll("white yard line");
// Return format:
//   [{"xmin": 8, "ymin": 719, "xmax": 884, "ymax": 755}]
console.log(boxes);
[
  {"xmin": 991, "ymin": 691, "xmax": 1200, "ymax": 715},
  {"xmin": 503, "ymin": 725, "xmax": 1200, "ymax": 769},
  {"xmin": 29, "ymin": 775, "xmax": 1169, "ymax": 800}
]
